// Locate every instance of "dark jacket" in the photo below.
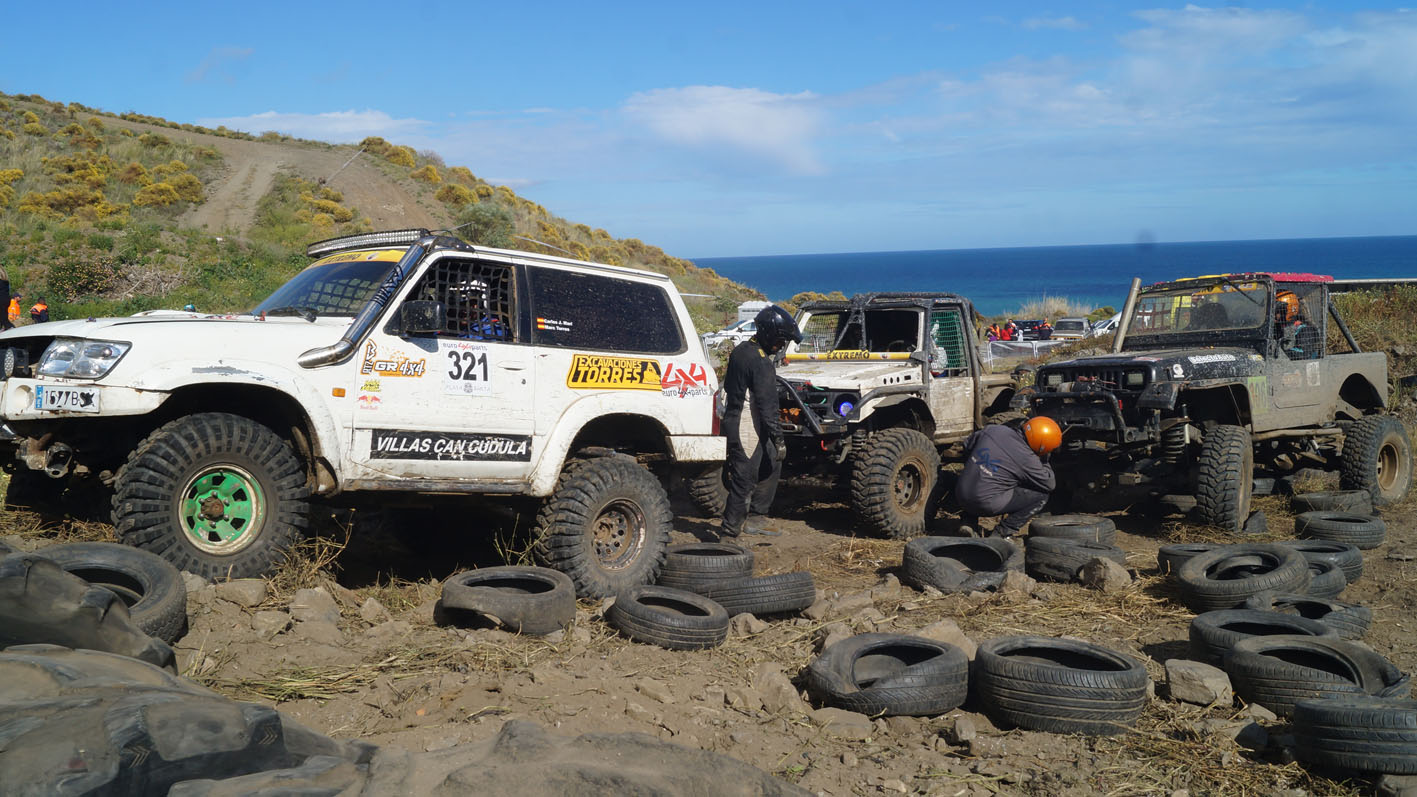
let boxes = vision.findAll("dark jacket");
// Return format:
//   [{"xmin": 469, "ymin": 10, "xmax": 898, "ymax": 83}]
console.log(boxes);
[
  {"xmin": 956, "ymin": 424, "xmax": 1056, "ymax": 514},
  {"xmin": 722, "ymin": 339, "xmax": 780, "ymax": 451}
]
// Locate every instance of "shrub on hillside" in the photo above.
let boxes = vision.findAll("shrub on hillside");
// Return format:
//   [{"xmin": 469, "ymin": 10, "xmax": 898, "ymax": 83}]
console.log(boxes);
[
  {"xmin": 317, "ymin": 187, "xmax": 342, "ymax": 202},
  {"xmin": 434, "ymin": 183, "xmax": 475, "ymax": 207},
  {"xmin": 23, "ymin": 122, "xmax": 48, "ymax": 136},
  {"xmin": 410, "ymin": 165, "xmax": 440, "ymax": 184},
  {"xmin": 22, "ymin": 111, "xmax": 40, "ymax": 125},
  {"xmin": 0, "ymin": 185, "xmax": 13, "ymax": 208},
  {"xmin": 167, "ymin": 173, "xmax": 204, "ymax": 203},
  {"xmin": 474, "ymin": 184, "xmax": 493, "ymax": 199},
  {"xmin": 447, "ymin": 166, "xmax": 476, "ymax": 185},
  {"xmin": 0, "ymin": 169, "xmax": 21, "ymax": 186},
  {"xmin": 0, "ymin": 128, "xmax": 14, "ymax": 141},
  {"xmin": 17, "ymin": 187, "xmax": 118, "ymax": 219},
  {"xmin": 494, "ymin": 186, "xmax": 516, "ymax": 203},
  {"xmin": 46, "ymin": 258, "xmax": 122, "ymax": 301},
  {"xmin": 116, "ymin": 162, "xmax": 150, "ymax": 185},
  {"xmin": 138, "ymin": 132, "xmax": 170, "ymax": 147},
  {"xmin": 133, "ymin": 182, "xmax": 180, "ymax": 207},
  {"xmin": 307, "ymin": 198, "xmax": 353, "ymax": 222},
  {"xmin": 150, "ymin": 160, "xmax": 188, "ymax": 179},
  {"xmin": 455, "ymin": 203, "xmax": 514, "ymax": 248}
]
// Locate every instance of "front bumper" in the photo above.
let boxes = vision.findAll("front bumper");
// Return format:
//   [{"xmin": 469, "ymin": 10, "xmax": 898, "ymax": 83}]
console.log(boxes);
[
  {"xmin": 1030, "ymin": 390, "xmax": 1155, "ymax": 445},
  {"xmin": 669, "ymin": 434, "xmax": 727, "ymax": 462},
  {"xmin": 0, "ymin": 379, "xmax": 166, "ymax": 421}
]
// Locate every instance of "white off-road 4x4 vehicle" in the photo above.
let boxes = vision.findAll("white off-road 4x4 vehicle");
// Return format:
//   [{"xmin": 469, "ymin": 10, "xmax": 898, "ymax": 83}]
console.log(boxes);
[{"xmin": 0, "ymin": 229, "xmax": 724, "ymax": 596}]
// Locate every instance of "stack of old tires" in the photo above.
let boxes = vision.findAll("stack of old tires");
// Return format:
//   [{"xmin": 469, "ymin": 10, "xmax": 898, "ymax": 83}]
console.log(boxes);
[
  {"xmin": 1020, "ymin": 515, "xmax": 1129, "ymax": 584},
  {"xmin": 900, "ymin": 536, "xmax": 1022, "ymax": 593}
]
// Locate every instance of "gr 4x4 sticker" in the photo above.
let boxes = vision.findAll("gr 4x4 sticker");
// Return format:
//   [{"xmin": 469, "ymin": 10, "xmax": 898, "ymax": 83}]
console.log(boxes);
[
  {"xmin": 566, "ymin": 354, "xmax": 662, "ymax": 391},
  {"xmin": 361, "ymin": 342, "xmax": 426, "ymax": 378},
  {"xmin": 370, "ymin": 429, "xmax": 532, "ymax": 461},
  {"xmin": 662, "ymin": 362, "xmax": 710, "ymax": 398}
]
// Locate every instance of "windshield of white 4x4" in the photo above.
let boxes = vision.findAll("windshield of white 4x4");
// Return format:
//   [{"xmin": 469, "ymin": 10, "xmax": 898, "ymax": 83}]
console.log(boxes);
[
  {"xmin": 1127, "ymin": 280, "xmax": 1268, "ymax": 338},
  {"xmin": 252, "ymin": 253, "xmax": 401, "ymax": 317}
]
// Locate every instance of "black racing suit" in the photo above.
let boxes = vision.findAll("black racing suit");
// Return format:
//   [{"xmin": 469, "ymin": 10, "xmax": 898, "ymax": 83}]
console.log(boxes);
[
  {"xmin": 956, "ymin": 424, "xmax": 1056, "ymax": 535},
  {"xmin": 721, "ymin": 339, "xmax": 782, "ymax": 535}
]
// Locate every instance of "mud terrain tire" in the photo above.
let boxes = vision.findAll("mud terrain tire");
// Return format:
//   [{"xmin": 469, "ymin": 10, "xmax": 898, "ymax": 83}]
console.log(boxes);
[
  {"xmin": 441, "ymin": 566, "xmax": 576, "ymax": 635},
  {"xmin": 850, "ymin": 428, "xmax": 940, "ymax": 540},
  {"xmin": 1195, "ymin": 424, "xmax": 1253, "ymax": 532},
  {"xmin": 34, "ymin": 541, "xmax": 187, "ymax": 644},
  {"xmin": 534, "ymin": 456, "xmax": 671, "ymax": 598},
  {"xmin": 1028, "ymin": 515, "xmax": 1116, "ymax": 546},
  {"xmin": 1340, "ymin": 414, "xmax": 1413, "ymax": 507},
  {"xmin": 605, "ymin": 585, "xmax": 728, "ymax": 650},
  {"xmin": 1243, "ymin": 593, "xmax": 1372, "ymax": 640},
  {"xmin": 1175, "ymin": 544, "xmax": 1311, "ymax": 612},
  {"xmin": 656, "ymin": 542, "xmax": 754, "ymax": 591},
  {"xmin": 1293, "ymin": 696, "xmax": 1417, "ymax": 774},
  {"xmin": 0, "ymin": 554, "xmax": 174, "ymax": 670},
  {"xmin": 113, "ymin": 413, "xmax": 311, "ymax": 580},
  {"xmin": 1225, "ymin": 635, "xmax": 1410, "ymax": 717},
  {"xmin": 973, "ymin": 636, "xmax": 1149, "ymax": 735},
  {"xmin": 1188, "ymin": 608, "xmax": 1337, "ymax": 665},
  {"xmin": 806, "ymin": 633, "xmax": 969, "ymax": 716},
  {"xmin": 684, "ymin": 464, "xmax": 728, "ymax": 518},
  {"xmin": 1295, "ymin": 511, "xmax": 1387, "ymax": 550}
]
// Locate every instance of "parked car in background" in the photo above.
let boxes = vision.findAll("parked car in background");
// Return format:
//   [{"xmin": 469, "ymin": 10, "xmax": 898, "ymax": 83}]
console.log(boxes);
[
  {"xmin": 1092, "ymin": 314, "xmax": 1121, "ymax": 335},
  {"xmin": 1014, "ymin": 320, "xmax": 1051, "ymax": 340},
  {"xmin": 1050, "ymin": 317, "xmax": 1093, "ymax": 340},
  {"xmin": 701, "ymin": 318, "xmax": 757, "ymax": 348}
]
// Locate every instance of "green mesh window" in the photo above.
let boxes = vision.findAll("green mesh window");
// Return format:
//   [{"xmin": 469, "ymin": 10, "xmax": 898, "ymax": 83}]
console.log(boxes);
[{"xmin": 929, "ymin": 309, "xmax": 968, "ymax": 376}]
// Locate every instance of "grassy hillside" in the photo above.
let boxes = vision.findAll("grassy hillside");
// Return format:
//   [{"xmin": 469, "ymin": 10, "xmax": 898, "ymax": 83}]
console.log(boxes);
[{"xmin": 0, "ymin": 91, "xmax": 761, "ymax": 331}]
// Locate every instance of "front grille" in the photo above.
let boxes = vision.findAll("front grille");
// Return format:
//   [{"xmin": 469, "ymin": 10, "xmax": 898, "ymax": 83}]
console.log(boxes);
[{"xmin": 1067, "ymin": 368, "xmax": 1127, "ymax": 388}]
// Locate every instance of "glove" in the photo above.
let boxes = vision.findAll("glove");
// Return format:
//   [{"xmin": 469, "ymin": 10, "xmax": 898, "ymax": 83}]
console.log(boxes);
[{"xmin": 773, "ymin": 439, "xmax": 787, "ymax": 462}]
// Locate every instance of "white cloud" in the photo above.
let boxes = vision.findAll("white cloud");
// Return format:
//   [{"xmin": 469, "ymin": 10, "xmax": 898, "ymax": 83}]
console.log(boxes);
[
  {"xmin": 1022, "ymin": 16, "xmax": 1086, "ymax": 31},
  {"xmin": 622, "ymin": 86, "xmax": 825, "ymax": 175},
  {"xmin": 195, "ymin": 109, "xmax": 429, "ymax": 141},
  {"xmin": 186, "ymin": 46, "xmax": 253, "ymax": 84}
]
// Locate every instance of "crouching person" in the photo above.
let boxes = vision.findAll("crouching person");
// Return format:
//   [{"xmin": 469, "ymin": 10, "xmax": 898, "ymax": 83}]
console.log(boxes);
[{"xmin": 955, "ymin": 416, "xmax": 1061, "ymax": 538}]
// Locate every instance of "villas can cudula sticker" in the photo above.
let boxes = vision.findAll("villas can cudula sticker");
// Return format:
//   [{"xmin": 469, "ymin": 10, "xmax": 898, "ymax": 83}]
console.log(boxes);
[{"xmin": 370, "ymin": 430, "xmax": 532, "ymax": 461}]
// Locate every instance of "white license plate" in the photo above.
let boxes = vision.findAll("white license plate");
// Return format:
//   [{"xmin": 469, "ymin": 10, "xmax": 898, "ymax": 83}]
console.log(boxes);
[{"xmin": 35, "ymin": 386, "xmax": 100, "ymax": 413}]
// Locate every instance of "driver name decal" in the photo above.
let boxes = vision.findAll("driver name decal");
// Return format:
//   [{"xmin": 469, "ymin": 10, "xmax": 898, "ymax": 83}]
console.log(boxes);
[
  {"xmin": 566, "ymin": 354, "xmax": 662, "ymax": 391},
  {"xmin": 370, "ymin": 430, "xmax": 531, "ymax": 461}
]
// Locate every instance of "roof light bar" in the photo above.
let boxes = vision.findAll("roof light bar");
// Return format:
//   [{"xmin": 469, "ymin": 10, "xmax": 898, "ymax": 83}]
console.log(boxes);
[{"xmin": 305, "ymin": 229, "xmax": 430, "ymax": 259}]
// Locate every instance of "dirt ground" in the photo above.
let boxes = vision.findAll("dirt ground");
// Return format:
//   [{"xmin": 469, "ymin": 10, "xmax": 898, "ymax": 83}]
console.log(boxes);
[{"xmin": 5, "ymin": 474, "xmax": 1413, "ymax": 796}]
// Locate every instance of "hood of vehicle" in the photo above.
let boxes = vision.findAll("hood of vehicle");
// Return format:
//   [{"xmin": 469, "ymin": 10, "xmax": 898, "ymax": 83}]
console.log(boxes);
[
  {"xmin": 0, "ymin": 313, "xmax": 352, "ymax": 343},
  {"xmin": 780, "ymin": 359, "xmax": 922, "ymax": 389},
  {"xmin": 1040, "ymin": 347, "xmax": 1264, "ymax": 380}
]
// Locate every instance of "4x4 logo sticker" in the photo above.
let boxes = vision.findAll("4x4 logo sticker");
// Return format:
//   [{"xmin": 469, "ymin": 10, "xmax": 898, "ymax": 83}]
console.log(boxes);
[
  {"xmin": 370, "ymin": 430, "xmax": 531, "ymax": 461},
  {"xmin": 662, "ymin": 362, "xmax": 710, "ymax": 398},
  {"xmin": 361, "ymin": 342, "xmax": 426, "ymax": 378},
  {"xmin": 566, "ymin": 354, "xmax": 662, "ymax": 391}
]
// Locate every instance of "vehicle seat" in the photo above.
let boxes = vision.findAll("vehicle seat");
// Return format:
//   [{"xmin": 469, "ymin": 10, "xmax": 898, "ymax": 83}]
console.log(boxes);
[{"xmin": 1189, "ymin": 303, "xmax": 1229, "ymax": 330}]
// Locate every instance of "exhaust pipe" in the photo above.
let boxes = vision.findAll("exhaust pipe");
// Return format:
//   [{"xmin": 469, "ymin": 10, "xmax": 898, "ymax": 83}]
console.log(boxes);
[{"xmin": 1112, "ymin": 277, "xmax": 1142, "ymax": 354}]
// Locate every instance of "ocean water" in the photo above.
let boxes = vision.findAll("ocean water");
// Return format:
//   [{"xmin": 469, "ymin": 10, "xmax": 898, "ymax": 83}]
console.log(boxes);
[{"xmin": 694, "ymin": 236, "xmax": 1417, "ymax": 317}]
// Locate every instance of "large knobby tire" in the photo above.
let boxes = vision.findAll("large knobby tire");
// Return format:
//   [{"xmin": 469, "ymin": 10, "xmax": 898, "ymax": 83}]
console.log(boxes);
[
  {"xmin": 440, "ymin": 566, "xmax": 576, "ymax": 636},
  {"xmin": 972, "ymin": 636, "xmax": 1150, "ymax": 736},
  {"xmin": 850, "ymin": 428, "xmax": 941, "ymax": 540},
  {"xmin": 605, "ymin": 585, "xmax": 729, "ymax": 650},
  {"xmin": 1195, "ymin": 424, "xmax": 1254, "ymax": 532},
  {"xmin": 34, "ymin": 541, "xmax": 188, "ymax": 644},
  {"xmin": 806, "ymin": 633, "xmax": 969, "ymax": 717},
  {"xmin": 1225, "ymin": 635, "xmax": 1411, "ymax": 717},
  {"xmin": 1340, "ymin": 414, "xmax": 1414, "ymax": 507},
  {"xmin": 1175, "ymin": 544, "xmax": 1311, "ymax": 612},
  {"xmin": 1243, "ymin": 593, "xmax": 1372, "ymax": 640},
  {"xmin": 113, "ymin": 413, "xmax": 311, "ymax": 580},
  {"xmin": 655, "ymin": 542, "xmax": 754, "ymax": 592},
  {"xmin": 684, "ymin": 464, "xmax": 728, "ymax": 519},
  {"xmin": 1188, "ymin": 608, "xmax": 1337, "ymax": 665},
  {"xmin": 1293, "ymin": 696, "xmax": 1417, "ymax": 774},
  {"xmin": 534, "ymin": 457, "xmax": 672, "ymax": 599}
]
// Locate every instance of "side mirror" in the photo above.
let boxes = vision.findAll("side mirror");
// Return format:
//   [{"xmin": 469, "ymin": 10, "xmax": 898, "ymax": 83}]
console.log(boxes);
[{"xmin": 400, "ymin": 300, "xmax": 446, "ymax": 335}]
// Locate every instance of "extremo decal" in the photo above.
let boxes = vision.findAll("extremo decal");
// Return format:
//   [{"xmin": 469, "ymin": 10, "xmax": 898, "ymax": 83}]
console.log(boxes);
[
  {"xmin": 566, "ymin": 354, "xmax": 662, "ymax": 391},
  {"xmin": 360, "ymin": 342, "xmax": 427, "ymax": 378},
  {"xmin": 370, "ymin": 429, "xmax": 531, "ymax": 461}
]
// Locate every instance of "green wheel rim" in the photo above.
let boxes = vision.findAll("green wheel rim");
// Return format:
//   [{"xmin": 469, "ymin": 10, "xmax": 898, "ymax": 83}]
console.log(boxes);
[{"xmin": 179, "ymin": 464, "xmax": 267, "ymax": 555}]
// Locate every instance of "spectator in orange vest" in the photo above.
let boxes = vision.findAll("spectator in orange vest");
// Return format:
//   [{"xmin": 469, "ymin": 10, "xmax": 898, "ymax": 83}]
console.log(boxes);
[
  {"xmin": 7, "ymin": 294, "xmax": 20, "ymax": 327},
  {"xmin": 29, "ymin": 298, "xmax": 49, "ymax": 324}
]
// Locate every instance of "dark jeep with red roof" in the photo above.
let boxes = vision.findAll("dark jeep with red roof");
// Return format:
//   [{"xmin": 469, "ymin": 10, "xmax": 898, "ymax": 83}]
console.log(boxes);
[{"xmin": 1023, "ymin": 272, "xmax": 1411, "ymax": 531}]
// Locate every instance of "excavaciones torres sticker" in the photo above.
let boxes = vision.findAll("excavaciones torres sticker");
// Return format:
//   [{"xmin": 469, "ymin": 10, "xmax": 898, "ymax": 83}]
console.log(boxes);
[{"xmin": 370, "ymin": 430, "xmax": 532, "ymax": 461}]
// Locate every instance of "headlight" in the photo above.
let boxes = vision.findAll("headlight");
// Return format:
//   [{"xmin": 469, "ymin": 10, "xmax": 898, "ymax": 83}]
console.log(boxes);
[
  {"xmin": 37, "ymin": 338, "xmax": 131, "ymax": 379},
  {"xmin": 1125, "ymin": 371, "xmax": 1146, "ymax": 388},
  {"xmin": 1044, "ymin": 373, "xmax": 1063, "ymax": 387}
]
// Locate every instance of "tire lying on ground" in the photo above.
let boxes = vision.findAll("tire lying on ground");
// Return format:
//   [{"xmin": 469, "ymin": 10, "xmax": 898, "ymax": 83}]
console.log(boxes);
[
  {"xmin": 0, "ymin": 644, "xmax": 376, "ymax": 796},
  {"xmin": 1174, "ymin": 544, "xmax": 1311, "ymax": 613},
  {"xmin": 1275, "ymin": 540, "xmax": 1364, "ymax": 584},
  {"xmin": 690, "ymin": 572, "xmax": 817, "ymax": 617},
  {"xmin": 972, "ymin": 636, "xmax": 1150, "ymax": 735},
  {"xmin": 1157, "ymin": 543, "xmax": 1227, "ymax": 575},
  {"xmin": 1304, "ymin": 559, "xmax": 1347, "ymax": 600},
  {"xmin": 0, "ymin": 553, "xmax": 174, "ymax": 670},
  {"xmin": 902, "ymin": 537, "xmax": 1022, "ymax": 593},
  {"xmin": 32, "ymin": 541, "xmax": 187, "ymax": 644},
  {"xmin": 1225, "ymin": 635, "xmax": 1411, "ymax": 717},
  {"xmin": 1028, "ymin": 515, "xmax": 1116, "ymax": 546},
  {"xmin": 605, "ymin": 585, "xmax": 729, "ymax": 650},
  {"xmin": 1242, "ymin": 593, "xmax": 1372, "ymax": 640},
  {"xmin": 1294, "ymin": 511, "xmax": 1387, "ymax": 550},
  {"xmin": 1293, "ymin": 696, "xmax": 1417, "ymax": 775},
  {"xmin": 655, "ymin": 542, "xmax": 754, "ymax": 592},
  {"xmin": 1292, "ymin": 490, "xmax": 1374, "ymax": 515},
  {"xmin": 440, "ymin": 566, "xmax": 576, "ymax": 636},
  {"xmin": 1188, "ymin": 609, "xmax": 1338, "ymax": 665},
  {"xmin": 805, "ymin": 633, "xmax": 969, "ymax": 716},
  {"xmin": 1025, "ymin": 538, "xmax": 1127, "ymax": 583}
]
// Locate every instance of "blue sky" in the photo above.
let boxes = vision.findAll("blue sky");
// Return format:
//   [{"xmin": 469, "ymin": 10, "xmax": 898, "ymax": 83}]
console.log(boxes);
[{"xmin": 3, "ymin": 2, "xmax": 1415, "ymax": 257}]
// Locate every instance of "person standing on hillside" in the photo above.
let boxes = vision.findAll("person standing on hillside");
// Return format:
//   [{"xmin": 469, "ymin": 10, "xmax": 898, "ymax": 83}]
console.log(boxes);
[
  {"xmin": 29, "ymin": 297, "xmax": 48, "ymax": 324},
  {"xmin": 7, "ymin": 294, "xmax": 21, "ymax": 328},
  {"xmin": 719, "ymin": 305, "xmax": 801, "ymax": 539},
  {"xmin": 955, "ymin": 417, "xmax": 1061, "ymax": 538}
]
